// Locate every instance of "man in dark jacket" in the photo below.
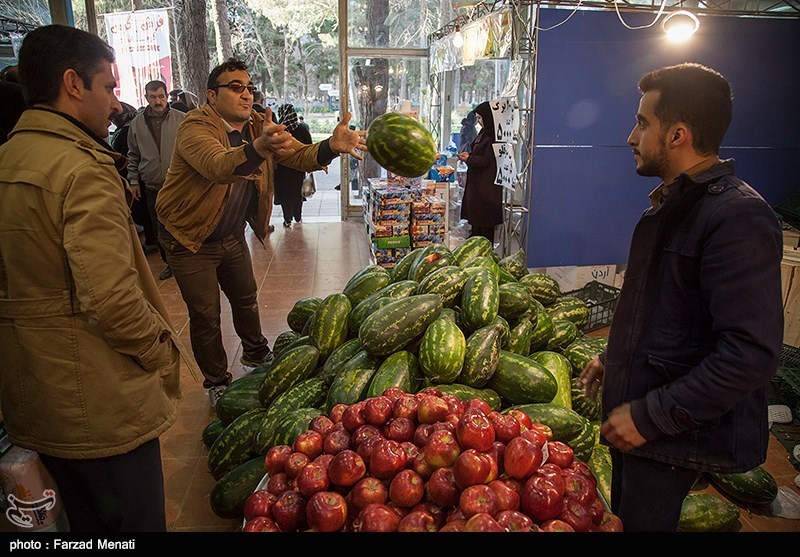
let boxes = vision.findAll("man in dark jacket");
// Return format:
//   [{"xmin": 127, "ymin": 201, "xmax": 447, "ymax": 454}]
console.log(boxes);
[{"xmin": 579, "ymin": 63, "xmax": 783, "ymax": 532}]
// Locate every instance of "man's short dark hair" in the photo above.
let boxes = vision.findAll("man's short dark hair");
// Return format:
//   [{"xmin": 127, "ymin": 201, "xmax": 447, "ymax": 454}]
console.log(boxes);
[
  {"xmin": 638, "ymin": 63, "xmax": 732, "ymax": 156},
  {"xmin": 207, "ymin": 58, "xmax": 248, "ymax": 90},
  {"xmin": 145, "ymin": 80, "xmax": 167, "ymax": 95},
  {"xmin": 18, "ymin": 24, "xmax": 115, "ymax": 106}
]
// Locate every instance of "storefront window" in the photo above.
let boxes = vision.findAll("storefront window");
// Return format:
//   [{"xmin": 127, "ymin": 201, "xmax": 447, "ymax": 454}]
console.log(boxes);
[{"xmin": 347, "ymin": 0, "xmax": 444, "ymax": 49}]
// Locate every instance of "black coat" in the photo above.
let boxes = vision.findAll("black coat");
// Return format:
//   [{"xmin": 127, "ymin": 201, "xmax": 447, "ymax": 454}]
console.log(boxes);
[
  {"xmin": 274, "ymin": 125, "xmax": 313, "ymax": 206},
  {"xmin": 460, "ymin": 130, "xmax": 502, "ymax": 226},
  {"xmin": 601, "ymin": 160, "xmax": 783, "ymax": 473}
]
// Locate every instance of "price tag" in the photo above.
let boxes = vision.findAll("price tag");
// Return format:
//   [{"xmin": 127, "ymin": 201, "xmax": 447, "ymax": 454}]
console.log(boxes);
[
  {"xmin": 493, "ymin": 142, "xmax": 516, "ymax": 190},
  {"xmin": 490, "ymin": 97, "xmax": 519, "ymax": 143}
]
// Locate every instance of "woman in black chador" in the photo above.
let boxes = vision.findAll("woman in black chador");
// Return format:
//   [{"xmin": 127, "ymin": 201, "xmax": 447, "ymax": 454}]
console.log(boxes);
[{"xmin": 274, "ymin": 103, "xmax": 313, "ymax": 228}]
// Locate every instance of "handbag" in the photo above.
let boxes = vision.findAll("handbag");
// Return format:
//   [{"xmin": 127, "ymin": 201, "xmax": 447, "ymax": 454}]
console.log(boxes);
[{"xmin": 301, "ymin": 173, "xmax": 316, "ymax": 199}]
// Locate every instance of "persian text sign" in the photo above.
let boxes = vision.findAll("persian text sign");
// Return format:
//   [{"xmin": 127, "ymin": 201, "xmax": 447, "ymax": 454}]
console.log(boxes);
[
  {"xmin": 104, "ymin": 9, "xmax": 173, "ymax": 108},
  {"xmin": 493, "ymin": 142, "xmax": 516, "ymax": 190},
  {"xmin": 490, "ymin": 97, "xmax": 519, "ymax": 143}
]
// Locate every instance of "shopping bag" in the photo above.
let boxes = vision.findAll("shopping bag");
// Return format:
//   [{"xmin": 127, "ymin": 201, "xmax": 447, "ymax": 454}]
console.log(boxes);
[{"xmin": 302, "ymin": 174, "xmax": 316, "ymax": 199}]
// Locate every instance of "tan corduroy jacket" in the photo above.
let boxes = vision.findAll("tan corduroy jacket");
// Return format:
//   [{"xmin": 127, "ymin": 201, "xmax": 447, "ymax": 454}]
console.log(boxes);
[
  {"xmin": 0, "ymin": 108, "xmax": 187, "ymax": 459},
  {"xmin": 157, "ymin": 104, "xmax": 325, "ymax": 252}
]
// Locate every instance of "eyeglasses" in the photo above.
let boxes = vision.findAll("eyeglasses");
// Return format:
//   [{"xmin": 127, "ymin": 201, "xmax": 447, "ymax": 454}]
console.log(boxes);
[{"xmin": 212, "ymin": 82, "xmax": 256, "ymax": 95}]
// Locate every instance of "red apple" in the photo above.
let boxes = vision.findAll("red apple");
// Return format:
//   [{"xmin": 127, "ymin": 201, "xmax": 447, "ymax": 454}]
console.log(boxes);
[
  {"xmin": 561, "ymin": 469, "xmax": 595, "ymax": 507},
  {"xmin": 355, "ymin": 432, "xmax": 384, "ymax": 465},
  {"xmin": 412, "ymin": 423, "xmax": 435, "ymax": 448},
  {"xmin": 309, "ymin": 415, "xmax": 335, "ymax": 438},
  {"xmin": 456, "ymin": 412, "xmax": 496, "ymax": 452},
  {"xmin": 529, "ymin": 422, "xmax": 554, "ymax": 441},
  {"xmin": 271, "ymin": 490, "xmax": 307, "ymax": 532},
  {"xmin": 446, "ymin": 507, "xmax": 467, "ymax": 523},
  {"xmin": 313, "ymin": 453, "xmax": 334, "ymax": 472},
  {"xmin": 242, "ymin": 515, "xmax": 281, "ymax": 532},
  {"xmin": 458, "ymin": 484, "xmax": 499, "ymax": 518},
  {"xmin": 488, "ymin": 441, "xmax": 506, "ymax": 476},
  {"xmin": 487, "ymin": 411, "xmax": 521, "ymax": 444},
  {"xmin": 381, "ymin": 386, "xmax": 406, "ymax": 402},
  {"xmin": 351, "ymin": 424, "xmax": 382, "ymax": 449},
  {"xmin": 520, "ymin": 428, "xmax": 548, "ymax": 447},
  {"xmin": 369, "ymin": 439, "xmax": 408, "ymax": 480},
  {"xmin": 349, "ymin": 476, "xmax": 389, "ymax": 510},
  {"xmin": 453, "ymin": 448, "xmax": 492, "ymax": 489},
  {"xmin": 392, "ymin": 394, "xmax": 419, "ymax": 421},
  {"xmin": 504, "ymin": 436, "xmax": 544, "ymax": 480},
  {"xmin": 327, "ymin": 449, "xmax": 367, "ymax": 487},
  {"xmin": 266, "ymin": 472, "xmax": 290, "ymax": 496},
  {"xmin": 418, "ymin": 387, "xmax": 443, "ymax": 398},
  {"xmin": 507, "ymin": 409, "xmax": 533, "ymax": 430},
  {"xmin": 410, "ymin": 502, "xmax": 446, "ymax": 530},
  {"xmin": 540, "ymin": 518, "xmax": 575, "ymax": 532},
  {"xmin": 488, "ymin": 479, "xmax": 520, "ymax": 512},
  {"xmin": 535, "ymin": 464, "xmax": 566, "ymax": 496},
  {"xmin": 423, "ymin": 429, "xmax": 461, "ymax": 469},
  {"xmin": 389, "ymin": 469, "xmax": 425, "ymax": 508},
  {"xmin": 382, "ymin": 417, "xmax": 415, "ymax": 443},
  {"xmin": 293, "ymin": 430, "xmax": 324, "ymax": 460},
  {"xmin": 520, "ymin": 475, "xmax": 563, "ymax": 522},
  {"xmin": 588, "ymin": 496, "xmax": 605, "ymax": 525},
  {"xmin": 431, "ymin": 419, "xmax": 456, "ymax": 435},
  {"xmin": 351, "ymin": 503, "xmax": 401, "ymax": 532},
  {"xmin": 545, "ymin": 441, "xmax": 574, "ymax": 469},
  {"xmin": 400, "ymin": 441, "xmax": 420, "ymax": 467},
  {"xmin": 364, "ymin": 396, "xmax": 394, "ymax": 426},
  {"xmin": 243, "ymin": 490, "xmax": 276, "ymax": 521},
  {"xmin": 411, "ymin": 452, "xmax": 434, "ymax": 480},
  {"xmin": 441, "ymin": 394, "xmax": 466, "ymax": 416},
  {"xmin": 305, "ymin": 491, "xmax": 347, "ymax": 532},
  {"xmin": 284, "ymin": 451, "xmax": 311, "ymax": 479},
  {"xmin": 464, "ymin": 512, "xmax": 504, "ymax": 532},
  {"xmin": 558, "ymin": 496, "xmax": 593, "ymax": 532},
  {"xmin": 500, "ymin": 477, "xmax": 524, "ymax": 493},
  {"xmin": 341, "ymin": 402, "xmax": 367, "ymax": 432},
  {"xmin": 385, "ymin": 501, "xmax": 409, "ymax": 520},
  {"xmin": 397, "ymin": 510, "xmax": 438, "ymax": 532},
  {"xmin": 568, "ymin": 461, "xmax": 598, "ymax": 488},
  {"xmin": 296, "ymin": 462, "xmax": 330, "ymax": 498},
  {"xmin": 465, "ymin": 398, "xmax": 492, "ymax": 416},
  {"xmin": 264, "ymin": 445, "xmax": 293, "ymax": 476},
  {"xmin": 439, "ymin": 519, "xmax": 466, "ymax": 532},
  {"xmin": 329, "ymin": 403, "xmax": 348, "ymax": 424},
  {"xmin": 425, "ymin": 467, "xmax": 461, "ymax": 508},
  {"xmin": 590, "ymin": 511, "xmax": 624, "ymax": 532},
  {"xmin": 417, "ymin": 395, "xmax": 450, "ymax": 424},
  {"xmin": 322, "ymin": 427, "xmax": 352, "ymax": 455},
  {"xmin": 495, "ymin": 509, "xmax": 533, "ymax": 532}
]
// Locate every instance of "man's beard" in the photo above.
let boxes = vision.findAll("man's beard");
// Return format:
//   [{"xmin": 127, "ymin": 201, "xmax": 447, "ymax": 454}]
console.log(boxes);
[{"xmin": 635, "ymin": 141, "xmax": 669, "ymax": 179}]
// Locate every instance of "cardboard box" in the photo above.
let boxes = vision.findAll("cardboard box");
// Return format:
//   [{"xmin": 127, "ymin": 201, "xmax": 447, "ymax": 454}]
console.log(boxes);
[{"xmin": 546, "ymin": 265, "xmax": 618, "ymax": 293}]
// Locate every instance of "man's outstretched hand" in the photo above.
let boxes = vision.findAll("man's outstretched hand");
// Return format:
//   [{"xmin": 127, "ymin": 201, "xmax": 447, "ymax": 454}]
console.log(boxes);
[
  {"xmin": 254, "ymin": 107, "xmax": 296, "ymax": 156},
  {"xmin": 329, "ymin": 112, "xmax": 368, "ymax": 160}
]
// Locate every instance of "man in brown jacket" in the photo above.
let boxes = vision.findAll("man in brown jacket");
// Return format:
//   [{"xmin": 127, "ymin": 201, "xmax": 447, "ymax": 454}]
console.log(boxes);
[
  {"xmin": 0, "ymin": 25, "xmax": 184, "ymax": 531},
  {"xmin": 157, "ymin": 58, "xmax": 365, "ymax": 407}
]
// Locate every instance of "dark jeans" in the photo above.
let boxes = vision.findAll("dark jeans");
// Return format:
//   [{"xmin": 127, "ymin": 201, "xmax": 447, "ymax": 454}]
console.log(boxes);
[
  {"xmin": 130, "ymin": 187, "xmax": 157, "ymax": 246},
  {"xmin": 281, "ymin": 199, "xmax": 303, "ymax": 224},
  {"xmin": 609, "ymin": 447, "xmax": 699, "ymax": 532},
  {"xmin": 145, "ymin": 186, "xmax": 168, "ymax": 264},
  {"xmin": 164, "ymin": 232, "xmax": 271, "ymax": 388},
  {"xmin": 40, "ymin": 438, "xmax": 166, "ymax": 532}
]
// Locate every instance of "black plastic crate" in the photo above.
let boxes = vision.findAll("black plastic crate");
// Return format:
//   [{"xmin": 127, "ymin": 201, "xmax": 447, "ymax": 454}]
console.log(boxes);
[
  {"xmin": 774, "ymin": 189, "xmax": 800, "ymax": 230},
  {"xmin": 564, "ymin": 280, "xmax": 621, "ymax": 332}
]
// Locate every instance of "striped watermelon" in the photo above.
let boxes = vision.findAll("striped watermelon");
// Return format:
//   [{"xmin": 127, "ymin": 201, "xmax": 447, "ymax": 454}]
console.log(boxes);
[
  {"xmin": 366, "ymin": 113, "xmax": 437, "ymax": 178},
  {"xmin": 419, "ymin": 315, "xmax": 467, "ymax": 384},
  {"xmin": 519, "ymin": 273, "xmax": 561, "ymax": 305}
]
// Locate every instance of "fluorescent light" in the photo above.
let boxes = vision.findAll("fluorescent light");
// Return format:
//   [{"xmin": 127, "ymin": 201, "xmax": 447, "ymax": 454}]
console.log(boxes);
[{"xmin": 453, "ymin": 30, "xmax": 464, "ymax": 48}]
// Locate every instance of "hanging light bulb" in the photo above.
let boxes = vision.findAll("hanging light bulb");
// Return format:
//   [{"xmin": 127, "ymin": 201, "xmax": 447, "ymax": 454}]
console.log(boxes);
[{"xmin": 662, "ymin": 11, "xmax": 700, "ymax": 43}]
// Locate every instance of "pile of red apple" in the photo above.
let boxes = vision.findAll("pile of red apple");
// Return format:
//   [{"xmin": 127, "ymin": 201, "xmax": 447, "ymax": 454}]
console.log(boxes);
[{"xmin": 242, "ymin": 387, "xmax": 622, "ymax": 532}]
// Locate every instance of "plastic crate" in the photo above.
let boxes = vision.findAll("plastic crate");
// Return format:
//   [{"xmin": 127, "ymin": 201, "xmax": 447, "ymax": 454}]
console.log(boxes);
[
  {"xmin": 774, "ymin": 189, "xmax": 800, "ymax": 230},
  {"xmin": 564, "ymin": 280, "xmax": 621, "ymax": 332},
  {"xmin": 769, "ymin": 345, "xmax": 800, "ymax": 471}
]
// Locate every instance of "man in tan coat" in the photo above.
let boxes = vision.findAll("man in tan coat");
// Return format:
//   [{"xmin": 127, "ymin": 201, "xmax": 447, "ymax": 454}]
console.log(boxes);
[
  {"xmin": 0, "ymin": 25, "xmax": 184, "ymax": 532},
  {"xmin": 157, "ymin": 58, "xmax": 365, "ymax": 408}
]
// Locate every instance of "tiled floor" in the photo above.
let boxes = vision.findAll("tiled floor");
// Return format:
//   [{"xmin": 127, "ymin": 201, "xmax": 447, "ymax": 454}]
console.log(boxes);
[{"xmin": 149, "ymin": 169, "xmax": 800, "ymax": 532}]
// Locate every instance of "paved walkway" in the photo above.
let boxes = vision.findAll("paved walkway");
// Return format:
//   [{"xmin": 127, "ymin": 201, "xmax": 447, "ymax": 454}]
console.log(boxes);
[{"xmin": 270, "ymin": 157, "xmax": 343, "ymax": 225}]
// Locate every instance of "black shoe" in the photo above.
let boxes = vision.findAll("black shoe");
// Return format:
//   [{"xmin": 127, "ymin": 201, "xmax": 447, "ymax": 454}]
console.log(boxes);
[
  {"xmin": 283, "ymin": 222, "xmax": 291, "ymax": 228},
  {"xmin": 159, "ymin": 266, "xmax": 173, "ymax": 280}
]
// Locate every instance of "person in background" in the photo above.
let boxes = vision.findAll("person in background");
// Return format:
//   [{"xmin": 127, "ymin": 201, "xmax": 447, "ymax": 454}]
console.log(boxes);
[
  {"xmin": 579, "ymin": 63, "xmax": 783, "ymax": 532},
  {"xmin": 156, "ymin": 57, "xmax": 366, "ymax": 409},
  {"xmin": 457, "ymin": 101, "xmax": 501, "ymax": 243},
  {"xmin": 298, "ymin": 114, "xmax": 310, "ymax": 133},
  {"xmin": 170, "ymin": 88, "xmax": 189, "ymax": 113},
  {"xmin": 127, "ymin": 80, "xmax": 186, "ymax": 280},
  {"xmin": 458, "ymin": 109, "xmax": 477, "ymax": 154},
  {"xmin": 111, "ymin": 102, "xmax": 158, "ymax": 255},
  {"xmin": 275, "ymin": 103, "xmax": 313, "ymax": 228},
  {"xmin": 252, "ymin": 90, "xmax": 266, "ymax": 114},
  {"xmin": 177, "ymin": 90, "xmax": 199, "ymax": 112},
  {"xmin": 0, "ymin": 64, "xmax": 19, "ymax": 82},
  {"xmin": 0, "ymin": 24, "xmax": 184, "ymax": 532},
  {"xmin": 0, "ymin": 80, "xmax": 26, "ymax": 145}
]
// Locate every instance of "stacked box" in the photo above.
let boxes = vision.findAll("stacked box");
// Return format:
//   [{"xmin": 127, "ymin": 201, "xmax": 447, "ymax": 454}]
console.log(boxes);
[
  {"xmin": 373, "ymin": 246, "xmax": 411, "ymax": 268},
  {"xmin": 365, "ymin": 182, "xmax": 415, "ymax": 266},
  {"xmin": 410, "ymin": 194, "xmax": 447, "ymax": 247}
]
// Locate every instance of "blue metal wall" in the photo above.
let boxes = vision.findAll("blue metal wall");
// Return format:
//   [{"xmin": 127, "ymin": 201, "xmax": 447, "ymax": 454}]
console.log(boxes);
[{"xmin": 527, "ymin": 9, "xmax": 800, "ymax": 267}]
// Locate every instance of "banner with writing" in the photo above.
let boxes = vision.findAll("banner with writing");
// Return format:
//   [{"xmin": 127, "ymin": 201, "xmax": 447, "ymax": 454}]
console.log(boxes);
[
  {"xmin": 104, "ymin": 9, "xmax": 173, "ymax": 108},
  {"xmin": 493, "ymin": 142, "xmax": 516, "ymax": 190},
  {"xmin": 489, "ymin": 97, "xmax": 520, "ymax": 143}
]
